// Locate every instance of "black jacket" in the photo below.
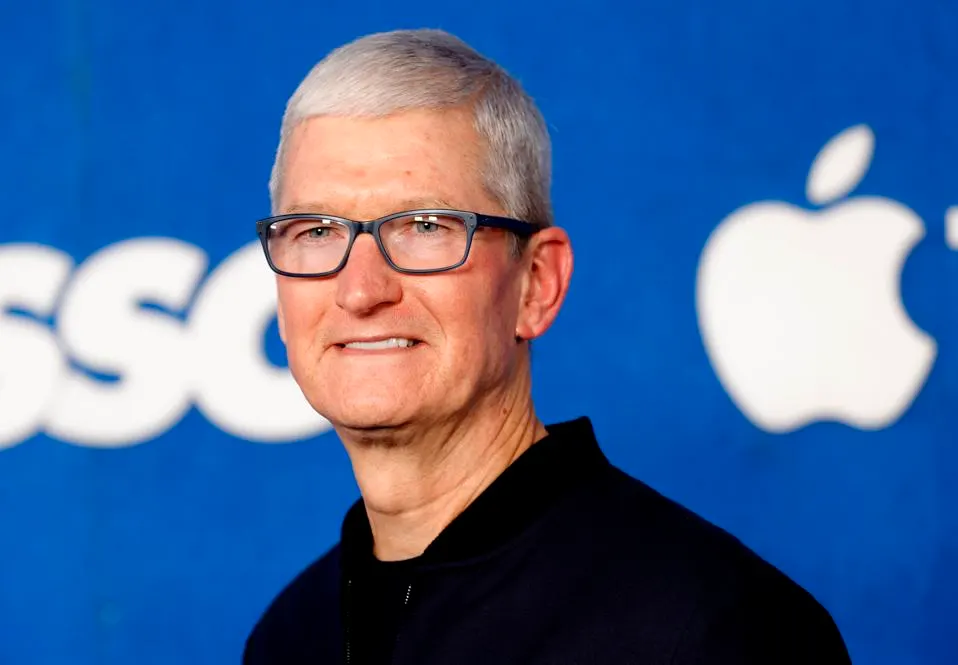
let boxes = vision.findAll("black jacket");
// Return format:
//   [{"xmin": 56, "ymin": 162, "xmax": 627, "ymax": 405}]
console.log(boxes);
[{"xmin": 244, "ymin": 418, "xmax": 852, "ymax": 664}]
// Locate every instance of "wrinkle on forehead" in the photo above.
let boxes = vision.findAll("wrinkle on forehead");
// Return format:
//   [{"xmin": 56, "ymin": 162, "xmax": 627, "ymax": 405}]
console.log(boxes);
[
  {"xmin": 281, "ymin": 197, "xmax": 458, "ymax": 217},
  {"xmin": 278, "ymin": 110, "xmax": 499, "ymax": 219}
]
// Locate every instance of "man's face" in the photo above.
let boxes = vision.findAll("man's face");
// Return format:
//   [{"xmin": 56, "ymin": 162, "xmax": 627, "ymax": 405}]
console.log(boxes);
[{"xmin": 274, "ymin": 108, "xmax": 529, "ymax": 433}]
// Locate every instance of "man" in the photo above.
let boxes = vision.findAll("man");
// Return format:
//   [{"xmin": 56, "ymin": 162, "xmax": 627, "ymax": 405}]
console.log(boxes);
[{"xmin": 244, "ymin": 28, "xmax": 852, "ymax": 665}]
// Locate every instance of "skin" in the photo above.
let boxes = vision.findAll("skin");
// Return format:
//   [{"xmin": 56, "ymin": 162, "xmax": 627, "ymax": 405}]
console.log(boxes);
[{"xmin": 275, "ymin": 106, "xmax": 574, "ymax": 560}]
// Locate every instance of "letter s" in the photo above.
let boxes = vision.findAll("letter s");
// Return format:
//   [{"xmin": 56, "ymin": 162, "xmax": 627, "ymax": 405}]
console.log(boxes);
[
  {"xmin": 190, "ymin": 241, "xmax": 331, "ymax": 441},
  {"xmin": 0, "ymin": 244, "xmax": 73, "ymax": 448},
  {"xmin": 44, "ymin": 239, "xmax": 207, "ymax": 447}
]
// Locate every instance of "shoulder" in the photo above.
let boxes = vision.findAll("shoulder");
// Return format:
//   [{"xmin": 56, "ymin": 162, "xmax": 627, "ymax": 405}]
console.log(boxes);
[
  {"xmin": 243, "ymin": 545, "xmax": 343, "ymax": 665},
  {"xmin": 581, "ymin": 466, "xmax": 800, "ymax": 582},
  {"xmin": 559, "ymin": 467, "xmax": 851, "ymax": 661}
]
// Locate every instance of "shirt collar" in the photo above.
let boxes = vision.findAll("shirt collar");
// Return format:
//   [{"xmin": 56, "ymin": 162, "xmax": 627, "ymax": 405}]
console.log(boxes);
[{"xmin": 340, "ymin": 416, "xmax": 608, "ymax": 570}]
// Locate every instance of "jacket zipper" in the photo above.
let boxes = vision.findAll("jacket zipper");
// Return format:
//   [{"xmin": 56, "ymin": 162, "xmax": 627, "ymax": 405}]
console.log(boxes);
[
  {"xmin": 343, "ymin": 579, "xmax": 414, "ymax": 665},
  {"xmin": 344, "ymin": 578, "xmax": 353, "ymax": 665},
  {"xmin": 389, "ymin": 583, "xmax": 414, "ymax": 665}
]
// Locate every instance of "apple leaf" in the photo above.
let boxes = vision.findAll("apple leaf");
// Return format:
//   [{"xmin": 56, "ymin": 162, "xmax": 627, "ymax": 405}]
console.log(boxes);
[{"xmin": 805, "ymin": 124, "xmax": 875, "ymax": 206}]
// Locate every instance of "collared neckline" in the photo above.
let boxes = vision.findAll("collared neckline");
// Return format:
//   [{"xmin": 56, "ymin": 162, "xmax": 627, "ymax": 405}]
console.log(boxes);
[{"xmin": 340, "ymin": 417, "xmax": 608, "ymax": 571}]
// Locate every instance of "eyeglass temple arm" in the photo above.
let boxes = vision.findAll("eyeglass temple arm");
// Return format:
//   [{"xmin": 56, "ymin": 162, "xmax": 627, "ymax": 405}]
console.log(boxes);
[{"xmin": 476, "ymin": 214, "xmax": 540, "ymax": 236}]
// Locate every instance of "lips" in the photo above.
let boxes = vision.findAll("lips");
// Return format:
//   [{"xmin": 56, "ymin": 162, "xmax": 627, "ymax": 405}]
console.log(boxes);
[
  {"xmin": 341, "ymin": 337, "xmax": 419, "ymax": 350},
  {"xmin": 335, "ymin": 336, "xmax": 422, "ymax": 350}
]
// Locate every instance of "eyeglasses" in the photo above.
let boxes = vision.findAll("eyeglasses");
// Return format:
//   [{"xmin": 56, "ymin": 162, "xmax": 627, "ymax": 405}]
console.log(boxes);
[{"xmin": 256, "ymin": 209, "xmax": 540, "ymax": 277}]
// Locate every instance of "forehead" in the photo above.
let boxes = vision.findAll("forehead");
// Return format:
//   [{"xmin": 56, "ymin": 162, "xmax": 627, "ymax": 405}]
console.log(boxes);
[{"xmin": 278, "ymin": 108, "xmax": 494, "ymax": 217}]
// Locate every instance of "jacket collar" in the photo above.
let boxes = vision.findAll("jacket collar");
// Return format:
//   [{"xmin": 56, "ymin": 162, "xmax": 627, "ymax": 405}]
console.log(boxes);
[{"xmin": 340, "ymin": 417, "xmax": 608, "ymax": 570}]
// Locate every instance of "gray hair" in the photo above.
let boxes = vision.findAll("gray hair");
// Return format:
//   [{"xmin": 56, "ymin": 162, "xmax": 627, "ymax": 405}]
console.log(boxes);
[{"xmin": 268, "ymin": 29, "xmax": 553, "ymax": 234}]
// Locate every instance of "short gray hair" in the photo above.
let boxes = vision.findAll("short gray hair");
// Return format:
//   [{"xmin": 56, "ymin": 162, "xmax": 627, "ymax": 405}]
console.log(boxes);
[{"xmin": 269, "ymin": 29, "xmax": 553, "ymax": 233}]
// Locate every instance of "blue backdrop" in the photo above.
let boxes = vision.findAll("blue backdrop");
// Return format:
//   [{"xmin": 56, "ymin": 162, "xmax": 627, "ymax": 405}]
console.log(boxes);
[{"xmin": 2, "ymin": 1, "xmax": 956, "ymax": 664}]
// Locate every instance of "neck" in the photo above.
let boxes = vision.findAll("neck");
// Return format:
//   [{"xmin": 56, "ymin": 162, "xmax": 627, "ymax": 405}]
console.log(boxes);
[{"xmin": 338, "ymin": 381, "xmax": 546, "ymax": 562}]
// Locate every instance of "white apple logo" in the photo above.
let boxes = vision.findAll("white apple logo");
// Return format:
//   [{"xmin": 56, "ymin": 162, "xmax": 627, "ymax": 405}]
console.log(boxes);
[{"xmin": 696, "ymin": 124, "xmax": 937, "ymax": 434}]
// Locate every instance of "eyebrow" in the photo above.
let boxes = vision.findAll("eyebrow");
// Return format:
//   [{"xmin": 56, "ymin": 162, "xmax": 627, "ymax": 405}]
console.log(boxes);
[{"xmin": 282, "ymin": 197, "xmax": 458, "ymax": 216}]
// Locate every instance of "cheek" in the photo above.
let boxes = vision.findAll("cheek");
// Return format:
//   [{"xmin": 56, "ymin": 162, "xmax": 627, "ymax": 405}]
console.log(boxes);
[
  {"xmin": 427, "ymin": 271, "xmax": 521, "ymax": 361},
  {"xmin": 277, "ymin": 281, "xmax": 329, "ymax": 351}
]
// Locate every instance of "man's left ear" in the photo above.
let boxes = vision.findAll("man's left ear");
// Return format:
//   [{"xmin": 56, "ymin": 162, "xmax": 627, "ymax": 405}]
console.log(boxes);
[{"xmin": 514, "ymin": 226, "xmax": 574, "ymax": 341}]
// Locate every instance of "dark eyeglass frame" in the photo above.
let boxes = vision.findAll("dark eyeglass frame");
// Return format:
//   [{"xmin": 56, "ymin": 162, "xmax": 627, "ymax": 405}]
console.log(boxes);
[{"xmin": 256, "ymin": 208, "xmax": 540, "ymax": 278}]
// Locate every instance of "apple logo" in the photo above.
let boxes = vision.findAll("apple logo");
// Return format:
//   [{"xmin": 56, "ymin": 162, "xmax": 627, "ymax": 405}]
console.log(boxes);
[{"xmin": 695, "ymin": 124, "xmax": 937, "ymax": 434}]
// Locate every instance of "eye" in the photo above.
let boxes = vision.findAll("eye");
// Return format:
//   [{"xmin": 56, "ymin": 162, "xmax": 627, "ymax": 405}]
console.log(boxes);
[
  {"xmin": 415, "ymin": 219, "xmax": 440, "ymax": 233},
  {"xmin": 280, "ymin": 218, "xmax": 345, "ymax": 243},
  {"xmin": 410, "ymin": 214, "xmax": 458, "ymax": 233}
]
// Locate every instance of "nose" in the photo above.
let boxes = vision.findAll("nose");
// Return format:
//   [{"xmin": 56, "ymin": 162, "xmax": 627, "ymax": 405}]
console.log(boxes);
[{"xmin": 335, "ymin": 234, "xmax": 402, "ymax": 315}]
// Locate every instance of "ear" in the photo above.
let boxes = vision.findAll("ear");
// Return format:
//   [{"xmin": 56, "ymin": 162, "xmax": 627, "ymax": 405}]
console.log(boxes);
[{"xmin": 514, "ymin": 227, "xmax": 574, "ymax": 341}]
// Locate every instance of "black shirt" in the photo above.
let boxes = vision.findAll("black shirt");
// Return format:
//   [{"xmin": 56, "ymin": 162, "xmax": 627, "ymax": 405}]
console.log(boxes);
[
  {"xmin": 244, "ymin": 417, "xmax": 852, "ymax": 665},
  {"xmin": 345, "ymin": 554, "xmax": 415, "ymax": 665}
]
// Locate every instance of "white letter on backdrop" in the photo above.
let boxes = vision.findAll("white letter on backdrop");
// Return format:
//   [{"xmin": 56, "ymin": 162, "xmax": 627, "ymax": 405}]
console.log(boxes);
[
  {"xmin": 189, "ymin": 241, "xmax": 331, "ymax": 441},
  {"xmin": 44, "ymin": 239, "xmax": 207, "ymax": 447},
  {"xmin": 0, "ymin": 245, "xmax": 73, "ymax": 448}
]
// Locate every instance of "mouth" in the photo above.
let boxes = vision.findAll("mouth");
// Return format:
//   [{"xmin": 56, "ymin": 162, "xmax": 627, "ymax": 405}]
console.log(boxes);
[{"xmin": 336, "ymin": 337, "xmax": 422, "ymax": 351}]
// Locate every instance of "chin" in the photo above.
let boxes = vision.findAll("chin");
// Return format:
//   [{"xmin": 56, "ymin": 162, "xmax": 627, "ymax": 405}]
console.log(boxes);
[{"xmin": 315, "ymin": 392, "xmax": 416, "ymax": 433}]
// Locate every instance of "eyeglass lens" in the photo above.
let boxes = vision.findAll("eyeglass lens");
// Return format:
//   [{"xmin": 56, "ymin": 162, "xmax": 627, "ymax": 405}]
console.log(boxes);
[{"xmin": 266, "ymin": 213, "xmax": 470, "ymax": 274}]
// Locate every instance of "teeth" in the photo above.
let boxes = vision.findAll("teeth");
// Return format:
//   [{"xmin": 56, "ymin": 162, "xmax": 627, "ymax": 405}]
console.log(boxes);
[{"xmin": 344, "ymin": 338, "xmax": 417, "ymax": 350}]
